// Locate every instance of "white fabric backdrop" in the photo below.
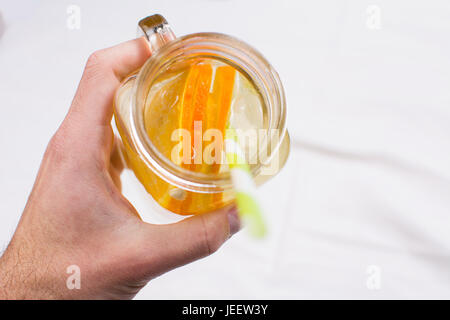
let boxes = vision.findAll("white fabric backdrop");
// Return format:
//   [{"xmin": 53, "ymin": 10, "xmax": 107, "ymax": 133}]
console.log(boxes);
[{"xmin": 1, "ymin": 0, "xmax": 450, "ymax": 299}]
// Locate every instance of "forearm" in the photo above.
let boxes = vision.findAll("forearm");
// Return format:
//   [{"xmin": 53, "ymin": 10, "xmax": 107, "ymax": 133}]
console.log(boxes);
[
  {"xmin": 0, "ymin": 249, "xmax": 27, "ymax": 299},
  {"xmin": 0, "ymin": 243, "xmax": 60, "ymax": 300}
]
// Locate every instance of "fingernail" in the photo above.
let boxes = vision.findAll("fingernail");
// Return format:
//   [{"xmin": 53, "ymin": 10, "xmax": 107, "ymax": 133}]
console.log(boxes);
[{"xmin": 227, "ymin": 206, "xmax": 241, "ymax": 236}]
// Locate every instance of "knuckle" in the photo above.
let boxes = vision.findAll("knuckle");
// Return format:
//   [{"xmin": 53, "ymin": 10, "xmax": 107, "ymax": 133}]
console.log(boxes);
[
  {"xmin": 46, "ymin": 130, "xmax": 69, "ymax": 162},
  {"xmin": 86, "ymin": 50, "xmax": 106, "ymax": 68},
  {"xmin": 84, "ymin": 50, "xmax": 109, "ymax": 81},
  {"xmin": 48, "ymin": 130, "xmax": 66, "ymax": 152}
]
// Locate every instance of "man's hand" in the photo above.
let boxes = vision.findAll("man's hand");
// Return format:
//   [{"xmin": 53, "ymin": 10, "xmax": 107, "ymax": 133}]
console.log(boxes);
[{"xmin": 0, "ymin": 38, "xmax": 240, "ymax": 300}]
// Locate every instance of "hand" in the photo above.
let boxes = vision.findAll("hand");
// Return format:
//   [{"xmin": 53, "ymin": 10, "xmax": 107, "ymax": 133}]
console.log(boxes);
[{"xmin": 0, "ymin": 38, "xmax": 240, "ymax": 300}]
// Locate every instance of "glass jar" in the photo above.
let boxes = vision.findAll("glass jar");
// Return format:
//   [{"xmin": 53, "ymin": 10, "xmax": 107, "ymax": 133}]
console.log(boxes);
[{"xmin": 114, "ymin": 14, "xmax": 290, "ymax": 216}]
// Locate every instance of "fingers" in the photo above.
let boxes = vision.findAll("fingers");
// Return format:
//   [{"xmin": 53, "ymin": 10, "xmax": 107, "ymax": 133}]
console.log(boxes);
[
  {"xmin": 138, "ymin": 206, "xmax": 240, "ymax": 277},
  {"xmin": 68, "ymin": 37, "xmax": 151, "ymax": 128},
  {"xmin": 52, "ymin": 38, "xmax": 151, "ymax": 167}
]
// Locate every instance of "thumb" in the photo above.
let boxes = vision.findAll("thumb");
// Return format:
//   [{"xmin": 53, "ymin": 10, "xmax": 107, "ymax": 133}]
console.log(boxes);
[{"xmin": 138, "ymin": 206, "xmax": 240, "ymax": 277}]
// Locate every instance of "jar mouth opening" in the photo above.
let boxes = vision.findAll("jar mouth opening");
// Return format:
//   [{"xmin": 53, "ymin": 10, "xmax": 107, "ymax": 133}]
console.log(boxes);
[{"xmin": 131, "ymin": 32, "xmax": 286, "ymax": 193}]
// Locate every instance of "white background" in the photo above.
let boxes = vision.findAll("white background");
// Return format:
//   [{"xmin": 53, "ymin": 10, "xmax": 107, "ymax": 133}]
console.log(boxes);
[{"xmin": 1, "ymin": 0, "xmax": 450, "ymax": 299}]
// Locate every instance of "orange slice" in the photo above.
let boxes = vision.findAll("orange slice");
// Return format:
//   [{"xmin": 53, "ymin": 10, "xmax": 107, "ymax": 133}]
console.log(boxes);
[
  {"xmin": 205, "ymin": 66, "xmax": 236, "ymax": 206},
  {"xmin": 166, "ymin": 62, "xmax": 236, "ymax": 214},
  {"xmin": 205, "ymin": 65, "xmax": 236, "ymax": 173},
  {"xmin": 179, "ymin": 63, "xmax": 213, "ymax": 168},
  {"xmin": 168, "ymin": 62, "xmax": 213, "ymax": 213}
]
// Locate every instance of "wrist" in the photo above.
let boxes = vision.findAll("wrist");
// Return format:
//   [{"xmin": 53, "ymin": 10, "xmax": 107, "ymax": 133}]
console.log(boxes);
[
  {"xmin": 0, "ymin": 249, "xmax": 22, "ymax": 299},
  {"xmin": 0, "ymin": 242, "xmax": 60, "ymax": 300}
]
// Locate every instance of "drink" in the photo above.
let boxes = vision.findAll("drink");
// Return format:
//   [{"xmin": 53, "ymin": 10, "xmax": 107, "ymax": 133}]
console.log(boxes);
[
  {"xmin": 117, "ymin": 57, "xmax": 266, "ymax": 214},
  {"xmin": 113, "ymin": 15, "xmax": 289, "ymax": 216}
]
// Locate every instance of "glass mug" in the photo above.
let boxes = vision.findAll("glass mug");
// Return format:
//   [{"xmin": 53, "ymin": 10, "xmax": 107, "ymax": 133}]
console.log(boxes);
[{"xmin": 114, "ymin": 14, "xmax": 290, "ymax": 216}]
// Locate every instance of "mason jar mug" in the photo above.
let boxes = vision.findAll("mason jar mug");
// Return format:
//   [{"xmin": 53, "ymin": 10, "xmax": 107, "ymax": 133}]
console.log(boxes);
[{"xmin": 113, "ymin": 14, "xmax": 290, "ymax": 216}]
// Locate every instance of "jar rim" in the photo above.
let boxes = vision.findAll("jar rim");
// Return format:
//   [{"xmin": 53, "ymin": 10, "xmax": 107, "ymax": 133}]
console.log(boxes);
[{"xmin": 131, "ymin": 32, "xmax": 287, "ymax": 193}]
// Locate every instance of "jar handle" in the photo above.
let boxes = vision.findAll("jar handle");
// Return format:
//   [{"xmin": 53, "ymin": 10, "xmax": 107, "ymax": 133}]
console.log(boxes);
[{"xmin": 137, "ymin": 14, "xmax": 176, "ymax": 52}]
